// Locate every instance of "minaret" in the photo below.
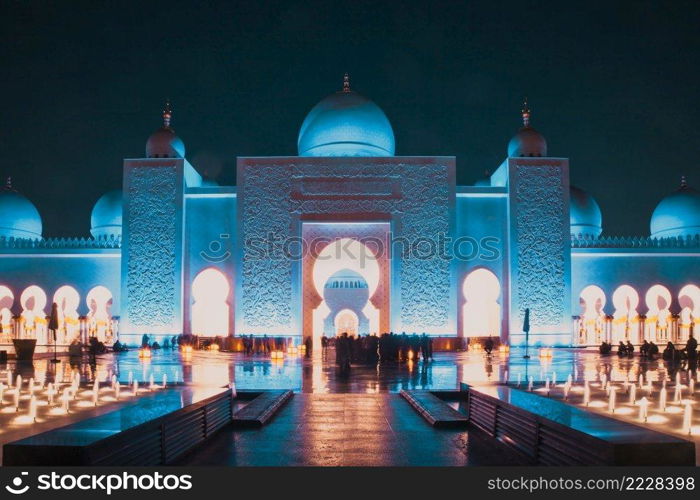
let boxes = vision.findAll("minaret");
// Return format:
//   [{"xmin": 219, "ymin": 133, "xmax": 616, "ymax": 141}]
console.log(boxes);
[{"xmin": 681, "ymin": 175, "xmax": 688, "ymax": 189}]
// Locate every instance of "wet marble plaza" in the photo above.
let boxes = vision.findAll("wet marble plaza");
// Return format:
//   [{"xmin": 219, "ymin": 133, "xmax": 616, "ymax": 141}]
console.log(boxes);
[{"xmin": 1, "ymin": 347, "xmax": 697, "ymax": 465}]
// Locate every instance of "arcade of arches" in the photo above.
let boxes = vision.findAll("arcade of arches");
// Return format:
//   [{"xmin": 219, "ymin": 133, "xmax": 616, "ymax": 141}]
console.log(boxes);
[
  {"xmin": 576, "ymin": 283, "xmax": 700, "ymax": 345},
  {"xmin": 0, "ymin": 283, "xmax": 115, "ymax": 345}
]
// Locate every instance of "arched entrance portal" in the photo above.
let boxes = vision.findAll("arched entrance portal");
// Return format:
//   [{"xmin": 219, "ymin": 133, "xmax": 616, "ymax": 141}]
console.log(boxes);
[
  {"xmin": 462, "ymin": 268, "xmax": 501, "ymax": 338},
  {"xmin": 191, "ymin": 268, "xmax": 230, "ymax": 337},
  {"xmin": 310, "ymin": 237, "xmax": 382, "ymax": 346},
  {"xmin": 335, "ymin": 309, "xmax": 359, "ymax": 336}
]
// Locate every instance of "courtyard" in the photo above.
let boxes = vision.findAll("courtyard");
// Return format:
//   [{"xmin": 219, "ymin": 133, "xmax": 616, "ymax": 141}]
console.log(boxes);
[{"xmin": 1, "ymin": 347, "xmax": 698, "ymax": 465}]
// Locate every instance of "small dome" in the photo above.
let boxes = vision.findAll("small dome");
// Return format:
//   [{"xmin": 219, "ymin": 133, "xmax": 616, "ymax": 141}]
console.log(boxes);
[
  {"xmin": 650, "ymin": 178, "xmax": 700, "ymax": 238},
  {"xmin": 507, "ymin": 101, "xmax": 547, "ymax": 157},
  {"xmin": 570, "ymin": 185, "xmax": 602, "ymax": 237},
  {"xmin": 298, "ymin": 74, "xmax": 395, "ymax": 157},
  {"xmin": 0, "ymin": 178, "xmax": 42, "ymax": 239},
  {"xmin": 145, "ymin": 102, "xmax": 185, "ymax": 159},
  {"xmin": 91, "ymin": 189, "xmax": 122, "ymax": 239}
]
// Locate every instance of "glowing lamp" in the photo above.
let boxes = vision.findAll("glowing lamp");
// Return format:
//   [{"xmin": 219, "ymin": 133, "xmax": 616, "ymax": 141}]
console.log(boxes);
[
  {"xmin": 498, "ymin": 345, "xmax": 510, "ymax": 354},
  {"xmin": 181, "ymin": 345, "xmax": 194, "ymax": 355},
  {"xmin": 209, "ymin": 344, "xmax": 220, "ymax": 352},
  {"xmin": 138, "ymin": 348, "xmax": 152, "ymax": 360},
  {"xmin": 408, "ymin": 350, "xmax": 415, "ymax": 360}
]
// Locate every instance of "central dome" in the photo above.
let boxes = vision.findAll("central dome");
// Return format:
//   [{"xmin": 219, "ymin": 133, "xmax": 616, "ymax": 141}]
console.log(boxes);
[{"xmin": 297, "ymin": 75, "xmax": 395, "ymax": 157}]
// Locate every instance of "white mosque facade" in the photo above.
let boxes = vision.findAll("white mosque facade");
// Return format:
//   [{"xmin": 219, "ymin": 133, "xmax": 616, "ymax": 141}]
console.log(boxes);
[{"xmin": 1, "ymin": 79, "xmax": 699, "ymax": 352}]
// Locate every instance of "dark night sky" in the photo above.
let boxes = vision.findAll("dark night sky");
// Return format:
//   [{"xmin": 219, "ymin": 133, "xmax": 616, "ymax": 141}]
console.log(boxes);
[{"xmin": 0, "ymin": 0, "xmax": 698, "ymax": 237}]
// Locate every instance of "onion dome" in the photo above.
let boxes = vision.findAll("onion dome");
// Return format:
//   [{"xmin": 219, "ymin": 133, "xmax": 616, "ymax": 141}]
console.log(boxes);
[
  {"xmin": 90, "ymin": 189, "xmax": 122, "ymax": 238},
  {"xmin": 0, "ymin": 177, "xmax": 42, "ymax": 239},
  {"xmin": 570, "ymin": 185, "xmax": 603, "ymax": 237},
  {"xmin": 298, "ymin": 74, "xmax": 395, "ymax": 157},
  {"xmin": 650, "ymin": 177, "xmax": 700, "ymax": 238},
  {"xmin": 145, "ymin": 101, "xmax": 186, "ymax": 158},
  {"xmin": 507, "ymin": 99, "xmax": 547, "ymax": 157}
]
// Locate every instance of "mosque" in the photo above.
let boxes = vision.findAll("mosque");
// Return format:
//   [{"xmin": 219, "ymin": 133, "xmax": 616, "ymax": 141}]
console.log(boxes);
[{"xmin": 0, "ymin": 75, "xmax": 698, "ymax": 352}]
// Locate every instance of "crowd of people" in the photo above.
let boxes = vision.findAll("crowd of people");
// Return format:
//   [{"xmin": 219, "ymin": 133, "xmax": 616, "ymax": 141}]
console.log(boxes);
[
  {"xmin": 599, "ymin": 333, "xmax": 699, "ymax": 366},
  {"xmin": 240, "ymin": 335, "xmax": 295, "ymax": 355},
  {"xmin": 326, "ymin": 332, "xmax": 434, "ymax": 375}
]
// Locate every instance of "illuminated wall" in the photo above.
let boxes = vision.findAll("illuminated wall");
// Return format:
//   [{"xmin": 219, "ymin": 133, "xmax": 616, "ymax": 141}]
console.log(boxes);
[
  {"xmin": 500, "ymin": 157, "xmax": 572, "ymax": 346},
  {"xmin": 236, "ymin": 156, "xmax": 456, "ymax": 336},
  {"xmin": 120, "ymin": 158, "xmax": 201, "ymax": 344}
]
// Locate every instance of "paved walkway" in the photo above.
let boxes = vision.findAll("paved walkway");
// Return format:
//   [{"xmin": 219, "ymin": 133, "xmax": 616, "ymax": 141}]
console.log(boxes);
[{"xmin": 178, "ymin": 393, "xmax": 521, "ymax": 466}]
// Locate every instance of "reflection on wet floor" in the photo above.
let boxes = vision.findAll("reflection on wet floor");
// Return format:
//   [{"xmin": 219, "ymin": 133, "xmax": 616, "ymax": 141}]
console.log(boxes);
[
  {"xmin": 176, "ymin": 393, "xmax": 522, "ymax": 466},
  {"xmin": 1, "ymin": 347, "xmax": 696, "ymax": 466},
  {"xmin": 2, "ymin": 347, "xmax": 692, "ymax": 394}
]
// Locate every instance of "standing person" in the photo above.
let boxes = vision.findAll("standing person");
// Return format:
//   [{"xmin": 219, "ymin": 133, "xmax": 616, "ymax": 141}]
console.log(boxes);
[
  {"xmin": 484, "ymin": 336, "xmax": 494, "ymax": 356},
  {"xmin": 640, "ymin": 340, "xmax": 650, "ymax": 358},
  {"xmin": 686, "ymin": 333, "xmax": 698, "ymax": 367},
  {"xmin": 663, "ymin": 341, "xmax": 676, "ymax": 362},
  {"xmin": 421, "ymin": 334, "xmax": 429, "ymax": 362},
  {"xmin": 321, "ymin": 335, "xmax": 328, "ymax": 358},
  {"xmin": 304, "ymin": 335, "xmax": 312, "ymax": 358},
  {"xmin": 338, "ymin": 332, "xmax": 351, "ymax": 376},
  {"xmin": 625, "ymin": 340, "xmax": 635, "ymax": 356},
  {"xmin": 48, "ymin": 302, "xmax": 60, "ymax": 364}
]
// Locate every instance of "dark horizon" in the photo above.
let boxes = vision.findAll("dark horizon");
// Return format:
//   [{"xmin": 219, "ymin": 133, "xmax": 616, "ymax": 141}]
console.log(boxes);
[{"xmin": 1, "ymin": 0, "xmax": 698, "ymax": 237}]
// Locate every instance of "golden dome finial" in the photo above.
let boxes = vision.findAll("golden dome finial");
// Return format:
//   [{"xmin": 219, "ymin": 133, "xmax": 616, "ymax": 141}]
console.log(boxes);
[
  {"xmin": 343, "ymin": 73, "xmax": 350, "ymax": 93},
  {"xmin": 162, "ymin": 99, "xmax": 172, "ymax": 127},
  {"xmin": 521, "ymin": 97, "xmax": 531, "ymax": 127}
]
